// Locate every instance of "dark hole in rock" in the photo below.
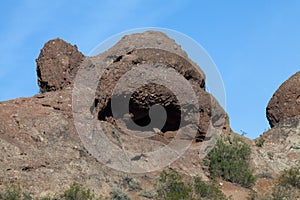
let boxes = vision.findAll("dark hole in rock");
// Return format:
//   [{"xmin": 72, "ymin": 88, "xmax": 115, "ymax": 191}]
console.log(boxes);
[
  {"xmin": 97, "ymin": 84, "xmax": 182, "ymax": 133},
  {"xmin": 128, "ymin": 101, "xmax": 181, "ymax": 132},
  {"xmin": 98, "ymin": 99, "xmax": 113, "ymax": 120}
]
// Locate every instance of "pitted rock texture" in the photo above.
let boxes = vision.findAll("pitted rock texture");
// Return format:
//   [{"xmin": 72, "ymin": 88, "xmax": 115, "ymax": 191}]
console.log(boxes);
[
  {"xmin": 35, "ymin": 32, "xmax": 226, "ymax": 141},
  {"xmin": 36, "ymin": 38, "xmax": 84, "ymax": 92},
  {"xmin": 91, "ymin": 31, "xmax": 227, "ymax": 141},
  {"xmin": 266, "ymin": 71, "xmax": 300, "ymax": 127}
]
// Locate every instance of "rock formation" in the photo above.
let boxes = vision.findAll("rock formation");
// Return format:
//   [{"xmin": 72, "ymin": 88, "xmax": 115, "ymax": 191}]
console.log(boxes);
[
  {"xmin": 1, "ymin": 31, "xmax": 299, "ymax": 199},
  {"xmin": 252, "ymin": 70, "xmax": 300, "ymax": 190},
  {"xmin": 36, "ymin": 31, "xmax": 228, "ymax": 142},
  {"xmin": 91, "ymin": 32, "xmax": 227, "ymax": 141},
  {"xmin": 266, "ymin": 71, "xmax": 300, "ymax": 127},
  {"xmin": 36, "ymin": 38, "xmax": 84, "ymax": 92}
]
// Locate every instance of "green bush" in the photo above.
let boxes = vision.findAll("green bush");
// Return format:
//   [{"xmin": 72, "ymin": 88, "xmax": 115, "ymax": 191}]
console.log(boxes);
[
  {"xmin": 110, "ymin": 188, "xmax": 130, "ymax": 200},
  {"xmin": 121, "ymin": 177, "xmax": 142, "ymax": 192},
  {"xmin": 0, "ymin": 183, "xmax": 103, "ymax": 200},
  {"xmin": 139, "ymin": 190, "xmax": 155, "ymax": 199},
  {"xmin": 61, "ymin": 183, "xmax": 95, "ymax": 200},
  {"xmin": 156, "ymin": 168, "xmax": 192, "ymax": 200},
  {"xmin": 248, "ymin": 166, "xmax": 300, "ymax": 200},
  {"xmin": 255, "ymin": 136, "xmax": 265, "ymax": 147},
  {"xmin": 193, "ymin": 177, "xmax": 228, "ymax": 200},
  {"xmin": 208, "ymin": 136, "xmax": 256, "ymax": 188},
  {"xmin": 271, "ymin": 166, "xmax": 300, "ymax": 199},
  {"xmin": 156, "ymin": 168, "xmax": 228, "ymax": 200},
  {"xmin": 0, "ymin": 185, "xmax": 33, "ymax": 200},
  {"xmin": 278, "ymin": 166, "xmax": 300, "ymax": 189}
]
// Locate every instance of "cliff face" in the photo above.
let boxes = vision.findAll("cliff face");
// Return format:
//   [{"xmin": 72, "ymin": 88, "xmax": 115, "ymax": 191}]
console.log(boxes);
[{"xmin": 0, "ymin": 31, "xmax": 299, "ymax": 199}]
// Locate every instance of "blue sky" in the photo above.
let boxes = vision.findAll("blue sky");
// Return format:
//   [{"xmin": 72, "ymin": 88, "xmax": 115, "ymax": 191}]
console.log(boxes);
[{"xmin": 0, "ymin": 0, "xmax": 299, "ymax": 139}]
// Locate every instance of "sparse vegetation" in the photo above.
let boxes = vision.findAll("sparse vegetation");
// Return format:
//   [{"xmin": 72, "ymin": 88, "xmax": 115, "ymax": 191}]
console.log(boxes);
[
  {"xmin": 257, "ymin": 171, "xmax": 273, "ymax": 179},
  {"xmin": 156, "ymin": 168, "xmax": 229, "ymax": 200},
  {"xmin": 1, "ymin": 166, "xmax": 298, "ymax": 200},
  {"xmin": 277, "ymin": 166, "xmax": 300, "ymax": 189},
  {"xmin": 208, "ymin": 136, "xmax": 256, "ymax": 188},
  {"xmin": 270, "ymin": 166, "xmax": 300, "ymax": 199},
  {"xmin": 193, "ymin": 176, "xmax": 228, "ymax": 200},
  {"xmin": 121, "ymin": 177, "xmax": 142, "ymax": 192},
  {"xmin": 255, "ymin": 136, "xmax": 265, "ymax": 147},
  {"xmin": 156, "ymin": 168, "xmax": 192, "ymax": 200},
  {"xmin": 0, "ymin": 184, "xmax": 33, "ymax": 200},
  {"xmin": 139, "ymin": 190, "xmax": 155, "ymax": 199},
  {"xmin": 247, "ymin": 166, "xmax": 300, "ymax": 200},
  {"xmin": 60, "ymin": 183, "xmax": 95, "ymax": 200},
  {"xmin": 0, "ymin": 183, "xmax": 102, "ymax": 200},
  {"xmin": 110, "ymin": 188, "xmax": 130, "ymax": 200}
]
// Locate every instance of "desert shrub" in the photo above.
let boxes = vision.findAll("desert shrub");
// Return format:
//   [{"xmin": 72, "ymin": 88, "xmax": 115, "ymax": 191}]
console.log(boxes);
[
  {"xmin": 139, "ymin": 190, "xmax": 156, "ymax": 199},
  {"xmin": 257, "ymin": 171, "xmax": 273, "ymax": 179},
  {"xmin": 271, "ymin": 185, "xmax": 299, "ymax": 200},
  {"xmin": 121, "ymin": 177, "xmax": 142, "ymax": 192},
  {"xmin": 156, "ymin": 169, "xmax": 228, "ymax": 200},
  {"xmin": 249, "ymin": 167, "xmax": 300, "ymax": 200},
  {"xmin": 247, "ymin": 190, "xmax": 256, "ymax": 200},
  {"xmin": 60, "ymin": 183, "xmax": 95, "ymax": 200},
  {"xmin": 255, "ymin": 136, "xmax": 265, "ymax": 147},
  {"xmin": 193, "ymin": 177, "xmax": 228, "ymax": 200},
  {"xmin": 277, "ymin": 166, "xmax": 300, "ymax": 189},
  {"xmin": 270, "ymin": 166, "xmax": 300, "ymax": 200},
  {"xmin": 110, "ymin": 188, "xmax": 130, "ymax": 200},
  {"xmin": 0, "ymin": 185, "xmax": 33, "ymax": 200},
  {"xmin": 208, "ymin": 136, "xmax": 256, "ymax": 188},
  {"xmin": 156, "ymin": 168, "xmax": 192, "ymax": 200}
]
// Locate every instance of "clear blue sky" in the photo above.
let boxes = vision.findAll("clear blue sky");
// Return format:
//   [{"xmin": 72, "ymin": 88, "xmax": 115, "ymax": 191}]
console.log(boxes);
[{"xmin": 0, "ymin": 1, "xmax": 299, "ymax": 139}]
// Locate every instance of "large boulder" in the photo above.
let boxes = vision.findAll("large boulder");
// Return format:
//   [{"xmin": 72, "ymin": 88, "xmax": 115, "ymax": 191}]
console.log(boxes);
[
  {"xmin": 92, "ymin": 31, "xmax": 227, "ymax": 141},
  {"xmin": 36, "ymin": 38, "xmax": 84, "ymax": 93},
  {"xmin": 36, "ymin": 31, "xmax": 228, "ymax": 141},
  {"xmin": 266, "ymin": 71, "xmax": 300, "ymax": 127}
]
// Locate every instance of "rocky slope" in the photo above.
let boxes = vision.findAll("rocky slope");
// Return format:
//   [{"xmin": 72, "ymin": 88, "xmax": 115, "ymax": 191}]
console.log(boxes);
[{"xmin": 0, "ymin": 31, "xmax": 299, "ymax": 199}]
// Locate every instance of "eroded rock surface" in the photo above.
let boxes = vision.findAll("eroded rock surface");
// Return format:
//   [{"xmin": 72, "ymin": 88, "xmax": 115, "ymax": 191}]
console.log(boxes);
[
  {"xmin": 253, "ymin": 116, "xmax": 300, "ymax": 175},
  {"xmin": 266, "ymin": 71, "xmax": 300, "ymax": 127},
  {"xmin": 36, "ymin": 38, "xmax": 84, "ymax": 92},
  {"xmin": 90, "ymin": 31, "xmax": 227, "ymax": 141}
]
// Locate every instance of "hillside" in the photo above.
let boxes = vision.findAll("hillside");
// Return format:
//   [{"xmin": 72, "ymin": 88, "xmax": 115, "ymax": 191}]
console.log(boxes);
[{"xmin": 0, "ymin": 31, "xmax": 299, "ymax": 200}]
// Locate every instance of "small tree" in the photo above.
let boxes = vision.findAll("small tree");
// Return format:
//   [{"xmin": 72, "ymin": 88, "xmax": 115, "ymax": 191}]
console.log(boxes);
[{"xmin": 208, "ymin": 136, "xmax": 256, "ymax": 188}]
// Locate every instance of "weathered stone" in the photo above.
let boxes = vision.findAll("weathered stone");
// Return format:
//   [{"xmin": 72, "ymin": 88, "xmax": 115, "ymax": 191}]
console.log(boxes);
[
  {"xmin": 92, "ymin": 31, "xmax": 227, "ymax": 141},
  {"xmin": 36, "ymin": 38, "xmax": 84, "ymax": 93},
  {"xmin": 266, "ymin": 71, "xmax": 300, "ymax": 127}
]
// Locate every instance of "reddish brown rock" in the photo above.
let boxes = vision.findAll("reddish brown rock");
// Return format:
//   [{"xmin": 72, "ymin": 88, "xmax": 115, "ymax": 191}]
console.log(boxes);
[
  {"xmin": 36, "ymin": 38, "xmax": 84, "ymax": 93},
  {"xmin": 35, "ymin": 32, "xmax": 228, "ymax": 141},
  {"xmin": 266, "ymin": 71, "xmax": 300, "ymax": 127},
  {"xmin": 92, "ymin": 31, "xmax": 227, "ymax": 141}
]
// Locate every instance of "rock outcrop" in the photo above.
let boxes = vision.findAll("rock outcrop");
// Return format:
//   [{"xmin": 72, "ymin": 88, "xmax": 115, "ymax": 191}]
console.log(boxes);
[
  {"xmin": 252, "ymin": 71, "xmax": 300, "ymax": 192},
  {"xmin": 36, "ymin": 38, "xmax": 85, "ymax": 92},
  {"xmin": 91, "ymin": 32, "xmax": 228, "ymax": 141},
  {"xmin": 4, "ymin": 31, "xmax": 300, "ymax": 199},
  {"xmin": 36, "ymin": 31, "xmax": 228, "ymax": 142},
  {"xmin": 0, "ymin": 32, "xmax": 232, "ymax": 198},
  {"xmin": 266, "ymin": 71, "xmax": 300, "ymax": 127}
]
